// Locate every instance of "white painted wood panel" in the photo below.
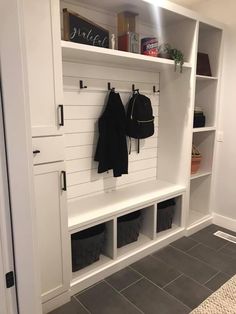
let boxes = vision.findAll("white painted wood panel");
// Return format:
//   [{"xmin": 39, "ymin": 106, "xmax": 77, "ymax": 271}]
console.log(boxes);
[
  {"xmin": 34, "ymin": 162, "xmax": 70, "ymax": 303},
  {"xmin": 66, "ymin": 138, "xmax": 158, "ymax": 160},
  {"xmin": 63, "ymin": 61, "xmax": 159, "ymax": 200},
  {"xmin": 67, "ymin": 168, "xmax": 157, "ymax": 199},
  {"xmin": 23, "ymin": 0, "xmax": 63, "ymax": 136},
  {"xmin": 67, "ymin": 158, "xmax": 158, "ymax": 186},
  {"xmin": 32, "ymin": 136, "xmax": 65, "ymax": 165}
]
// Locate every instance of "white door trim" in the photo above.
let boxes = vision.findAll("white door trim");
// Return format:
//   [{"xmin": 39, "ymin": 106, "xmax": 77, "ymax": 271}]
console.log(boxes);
[
  {"xmin": 0, "ymin": 87, "xmax": 18, "ymax": 314},
  {"xmin": 0, "ymin": 0, "xmax": 42, "ymax": 313}
]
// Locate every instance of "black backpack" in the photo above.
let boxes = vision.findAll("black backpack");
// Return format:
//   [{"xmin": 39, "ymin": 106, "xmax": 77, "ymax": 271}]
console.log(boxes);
[{"xmin": 126, "ymin": 92, "xmax": 154, "ymax": 153}]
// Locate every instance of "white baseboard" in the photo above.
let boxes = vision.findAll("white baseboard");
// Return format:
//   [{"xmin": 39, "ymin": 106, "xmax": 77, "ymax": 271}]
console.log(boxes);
[
  {"xmin": 213, "ymin": 213, "xmax": 236, "ymax": 232},
  {"xmin": 185, "ymin": 216, "xmax": 213, "ymax": 236},
  {"xmin": 42, "ymin": 291, "xmax": 70, "ymax": 314}
]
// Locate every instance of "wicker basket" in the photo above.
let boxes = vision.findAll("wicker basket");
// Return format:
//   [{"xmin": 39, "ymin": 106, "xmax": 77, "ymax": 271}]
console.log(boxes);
[
  {"xmin": 157, "ymin": 199, "xmax": 176, "ymax": 232},
  {"xmin": 191, "ymin": 145, "xmax": 202, "ymax": 174},
  {"xmin": 71, "ymin": 224, "xmax": 105, "ymax": 272},
  {"xmin": 117, "ymin": 211, "xmax": 141, "ymax": 248}
]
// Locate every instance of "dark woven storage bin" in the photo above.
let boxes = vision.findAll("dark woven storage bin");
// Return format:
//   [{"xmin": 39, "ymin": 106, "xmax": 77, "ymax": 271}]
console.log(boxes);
[
  {"xmin": 71, "ymin": 223, "xmax": 105, "ymax": 272},
  {"xmin": 157, "ymin": 199, "xmax": 176, "ymax": 232},
  {"xmin": 193, "ymin": 112, "xmax": 205, "ymax": 128},
  {"xmin": 117, "ymin": 211, "xmax": 141, "ymax": 248}
]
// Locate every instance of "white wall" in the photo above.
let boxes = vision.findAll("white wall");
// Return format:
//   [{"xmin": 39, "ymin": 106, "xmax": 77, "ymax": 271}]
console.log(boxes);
[{"xmin": 191, "ymin": 0, "xmax": 236, "ymax": 221}]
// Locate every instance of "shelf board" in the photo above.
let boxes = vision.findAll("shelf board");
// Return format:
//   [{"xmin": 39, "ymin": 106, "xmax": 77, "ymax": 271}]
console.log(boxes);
[
  {"xmin": 71, "ymin": 255, "xmax": 111, "ymax": 282},
  {"xmin": 156, "ymin": 224, "xmax": 180, "ymax": 239},
  {"xmin": 188, "ymin": 209, "xmax": 211, "ymax": 226},
  {"xmin": 193, "ymin": 127, "xmax": 216, "ymax": 133},
  {"xmin": 196, "ymin": 75, "xmax": 218, "ymax": 81},
  {"xmin": 191, "ymin": 171, "xmax": 212, "ymax": 180},
  {"xmin": 61, "ymin": 41, "xmax": 191, "ymax": 72},
  {"xmin": 68, "ymin": 180, "xmax": 186, "ymax": 232},
  {"xmin": 117, "ymin": 233, "xmax": 151, "ymax": 258}
]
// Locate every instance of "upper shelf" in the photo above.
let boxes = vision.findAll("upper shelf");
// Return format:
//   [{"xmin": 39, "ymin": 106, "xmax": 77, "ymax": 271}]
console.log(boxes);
[
  {"xmin": 196, "ymin": 75, "xmax": 218, "ymax": 81},
  {"xmin": 61, "ymin": 41, "xmax": 191, "ymax": 72}
]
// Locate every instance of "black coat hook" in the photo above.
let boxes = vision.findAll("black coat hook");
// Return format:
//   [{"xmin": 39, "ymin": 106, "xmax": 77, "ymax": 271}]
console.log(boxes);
[
  {"xmin": 132, "ymin": 84, "xmax": 139, "ymax": 93},
  {"xmin": 108, "ymin": 82, "xmax": 115, "ymax": 92},
  {"xmin": 80, "ymin": 80, "xmax": 87, "ymax": 89},
  {"xmin": 153, "ymin": 86, "xmax": 160, "ymax": 94}
]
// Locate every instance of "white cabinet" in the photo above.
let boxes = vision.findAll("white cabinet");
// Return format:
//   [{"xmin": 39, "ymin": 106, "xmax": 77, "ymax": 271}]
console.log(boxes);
[
  {"xmin": 23, "ymin": 0, "xmax": 64, "ymax": 136},
  {"xmin": 34, "ymin": 162, "xmax": 69, "ymax": 303}
]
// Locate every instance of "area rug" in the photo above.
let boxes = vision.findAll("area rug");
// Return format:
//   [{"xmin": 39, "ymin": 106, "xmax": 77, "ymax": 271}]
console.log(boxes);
[{"xmin": 190, "ymin": 275, "xmax": 236, "ymax": 314}]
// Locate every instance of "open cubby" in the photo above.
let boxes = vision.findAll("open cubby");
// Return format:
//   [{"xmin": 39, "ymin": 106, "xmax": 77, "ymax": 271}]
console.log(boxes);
[
  {"xmin": 116, "ymin": 205, "xmax": 155, "ymax": 257},
  {"xmin": 156, "ymin": 195, "xmax": 182, "ymax": 235},
  {"xmin": 194, "ymin": 78, "xmax": 218, "ymax": 128},
  {"xmin": 71, "ymin": 219, "xmax": 115, "ymax": 278},
  {"xmin": 197, "ymin": 22, "xmax": 222, "ymax": 77},
  {"xmin": 192, "ymin": 131, "xmax": 215, "ymax": 174},
  {"xmin": 189, "ymin": 175, "xmax": 212, "ymax": 226}
]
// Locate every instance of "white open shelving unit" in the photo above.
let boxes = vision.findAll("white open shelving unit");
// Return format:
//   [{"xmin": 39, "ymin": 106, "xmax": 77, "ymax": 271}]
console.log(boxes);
[
  {"xmin": 21, "ymin": 0, "xmax": 224, "ymax": 312},
  {"xmin": 188, "ymin": 21, "xmax": 223, "ymax": 230},
  {"xmin": 59, "ymin": 0, "xmax": 223, "ymax": 297}
]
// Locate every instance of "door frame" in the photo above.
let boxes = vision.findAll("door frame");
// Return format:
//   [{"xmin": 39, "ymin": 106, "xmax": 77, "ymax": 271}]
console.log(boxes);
[
  {"xmin": 0, "ymin": 85, "xmax": 18, "ymax": 314},
  {"xmin": 0, "ymin": 0, "xmax": 42, "ymax": 313}
]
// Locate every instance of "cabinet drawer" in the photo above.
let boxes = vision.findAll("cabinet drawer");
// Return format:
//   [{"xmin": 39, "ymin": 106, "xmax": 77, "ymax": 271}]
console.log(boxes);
[{"xmin": 32, "ymin": 136, "xmax": 64, "ymax": 165}]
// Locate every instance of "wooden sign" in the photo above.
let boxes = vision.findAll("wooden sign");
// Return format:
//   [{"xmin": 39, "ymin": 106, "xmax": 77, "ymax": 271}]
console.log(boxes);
[{"xmin": 63, "ymin": 9, "xmax": 109, "ymax": 48}]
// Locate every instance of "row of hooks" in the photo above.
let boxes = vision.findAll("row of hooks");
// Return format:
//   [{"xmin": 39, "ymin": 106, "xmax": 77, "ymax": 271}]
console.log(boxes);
[{"xmin": 79, "ymin": 80, "xmax": 160, "ymax": 94}]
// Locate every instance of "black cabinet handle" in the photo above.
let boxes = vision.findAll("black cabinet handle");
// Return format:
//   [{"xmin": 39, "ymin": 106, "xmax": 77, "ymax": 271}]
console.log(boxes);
[
  {"xmin": 33, "ymin": 150, "xmax": 40, "ymax": 154},
  {"xmin": 58, "ymin": 104, "xmax": 64, "ymax": 126},
  {"xmin": 61, "ymin": 171, "xmax": 67, "ymax": 191}
]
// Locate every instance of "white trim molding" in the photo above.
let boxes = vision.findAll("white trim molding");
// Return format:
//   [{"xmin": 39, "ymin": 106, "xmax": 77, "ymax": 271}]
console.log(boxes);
[{"xmin": 213, "ymin": 213, "xmax": 236, "ymax": 232}]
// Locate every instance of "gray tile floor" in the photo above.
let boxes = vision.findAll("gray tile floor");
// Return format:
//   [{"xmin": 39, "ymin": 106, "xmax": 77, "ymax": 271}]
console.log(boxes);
[{"xmin": 50, "ymin": 224, "xmax": 236, "ymax": 314}]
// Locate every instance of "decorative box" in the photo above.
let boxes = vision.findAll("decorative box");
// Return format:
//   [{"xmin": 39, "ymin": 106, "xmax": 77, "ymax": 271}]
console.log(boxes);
[{"xmin": 141, "ymin": 38, "xmax": 159, "ymax": 57}]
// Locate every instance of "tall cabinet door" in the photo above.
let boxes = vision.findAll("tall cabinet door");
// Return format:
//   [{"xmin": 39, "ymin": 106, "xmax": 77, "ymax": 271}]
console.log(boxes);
[
  {"xmin": 23, "ymin": 0, "xmax": 63, "ymax": 136},
  {"xmin": 34, "ymin": 162, "xmax": 69, "ymax": 303}
]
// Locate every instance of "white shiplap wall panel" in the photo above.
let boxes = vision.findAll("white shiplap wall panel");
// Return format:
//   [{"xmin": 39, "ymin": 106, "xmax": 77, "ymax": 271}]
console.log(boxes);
[
  {"xmin": 64, "ymin": 104, "xmax": 158, "ymax": 119},
  {"xmin": 65, "ymin": 132, "xmax": 97, "ymax": 146},
  {"xmin": 67, "ymin": 158, "xmax": 158, "ymax": 187},
  {"xmin": 63, "ymin": 61, "xmax": 159, "ymax": 200},
  {"xmin": 67, "ymin": 168, "xmax": 157, "ymax": 199},
  {"xmin": 65, "ymin": 137, "xmax": 158, "ymax": 160}
]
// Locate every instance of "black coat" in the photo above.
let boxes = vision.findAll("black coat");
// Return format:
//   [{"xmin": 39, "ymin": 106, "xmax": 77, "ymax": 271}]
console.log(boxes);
[{"xmin": 94, "ymin": 91, "xmax": 128, "ymax": 177}]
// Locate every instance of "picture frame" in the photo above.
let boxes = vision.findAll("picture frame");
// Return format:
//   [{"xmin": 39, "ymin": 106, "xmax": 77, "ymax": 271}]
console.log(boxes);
[{"xmin": 63, "ymin": 8, "xmax": 109, "ymax": 48}]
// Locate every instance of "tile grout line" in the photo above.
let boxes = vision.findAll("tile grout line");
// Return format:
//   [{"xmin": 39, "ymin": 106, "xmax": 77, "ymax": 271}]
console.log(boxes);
[
  {"xmin": 128, "ymin": 266, "xmax": 193, "ymax": 309},
  {"xmin": 73, "ymin": 295, "xmax": 92, "ymax": 314},
  {"xmin": 104, "ymin": 280, "xmax": 145, "ymax": 314},
  {"xmin": 162, "ymin": 274, "xmax": 183, "ymax": 289},
  {"xmin": 75, "ymin": 280, "xmax": 103, "ymax": 296},
  {"xmin": 131, "ymin": 261, "xmax": 212, "ymax": 296},
  {"xmin": 153, "ymin": 244, "xmax": 220, "ymax": 276},
  {"xmin": 128, "ymin": 265, "xmax": 192, "ymax": 311},
  {"xmin": 203, "ymin": 271, "xmax": 221, "ymax": 286},
  {"xmin": 185, "ymin": 243, "xmax": 201, "ymax": 252},
  {"xmin": 119, "ymin": 277, "xmax": 144, "ymax": 293},
  {"xmin": 186, "ymin": 243, "xmax": 236, "ymax": 276},
  {"xmin": 216, "ymin": 242, "xmax": 229, "ymax": 252}
]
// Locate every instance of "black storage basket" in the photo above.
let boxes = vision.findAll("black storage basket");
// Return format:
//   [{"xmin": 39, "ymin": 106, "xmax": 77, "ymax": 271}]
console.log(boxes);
[
  {"xmin": 157, "ymin": 199, "xmax": 176, "ymax": 232},
  {"xmin": 117, "ymin": 211, "xmax": 142, "ymax": 248},
  {"xmin": 193, "ymin": 112, "xmax": 205, "ymax": 128},
  {"xmin": 71, "ymin": 223, "xmax": 105, "ymax": 272}
]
